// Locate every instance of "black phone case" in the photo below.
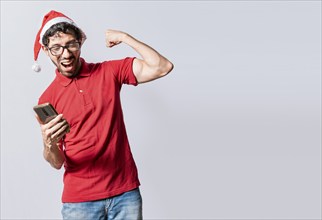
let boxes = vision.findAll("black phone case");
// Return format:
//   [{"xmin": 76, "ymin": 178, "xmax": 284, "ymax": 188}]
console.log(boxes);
[{"xmin": 33, "ymin": 103, "xmax": 58, "ymax": 123}]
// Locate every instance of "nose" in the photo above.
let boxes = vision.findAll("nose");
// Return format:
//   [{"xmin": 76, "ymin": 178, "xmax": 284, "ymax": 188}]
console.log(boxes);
[{"xmin": 61, "ymin": 46, "xmax": 72, "ymax": 58}]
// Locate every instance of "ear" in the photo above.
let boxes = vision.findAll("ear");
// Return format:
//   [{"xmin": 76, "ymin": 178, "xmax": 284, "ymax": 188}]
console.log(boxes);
[{"xmin": 42, "ymin": 45, "xmax": 50, "ymax": 56}]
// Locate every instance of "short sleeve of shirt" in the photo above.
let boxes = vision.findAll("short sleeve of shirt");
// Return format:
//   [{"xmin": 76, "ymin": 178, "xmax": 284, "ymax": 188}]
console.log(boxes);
[
  {"xmin": 38, "ymin": 94, "xmax": 49, "ymax": 105},
  {"xmin": 108, "ymin": 57, "xmax": 138, "ymax": 86}
]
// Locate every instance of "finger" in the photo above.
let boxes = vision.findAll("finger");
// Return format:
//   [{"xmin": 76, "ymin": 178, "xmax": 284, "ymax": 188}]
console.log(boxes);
[
  {"xmin": 106, "ymin": 42, "xmax": 115, "ymax": 48},
  {"xmin": 51, "ymin": 124, "xmax": 69, "ymax": 141},
  {"xmin": 49, "ymin": 119, "xmax": 68, "ymax": 136},
  {"xmin": 107, "ymin": 41, "xmax": 121, "ymax": 48},
  {"xmin": 54, "ymin": 130, "xmax": 67, "ymax": 142},
  {"xmin": 45, "ymin": 114, "xmax": 64, "ymax": 129}
]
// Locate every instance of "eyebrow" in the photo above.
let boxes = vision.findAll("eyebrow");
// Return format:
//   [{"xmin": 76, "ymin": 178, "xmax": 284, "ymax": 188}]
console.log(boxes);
[{"xmin": 49, "ymin": 40, "xmax": 78, "ymax": 47}]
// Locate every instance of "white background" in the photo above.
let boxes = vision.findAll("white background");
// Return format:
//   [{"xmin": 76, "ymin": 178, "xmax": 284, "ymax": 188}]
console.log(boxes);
[{"xmin": 1, "ymin": 1, "xmax": 321, "ymax": 219}]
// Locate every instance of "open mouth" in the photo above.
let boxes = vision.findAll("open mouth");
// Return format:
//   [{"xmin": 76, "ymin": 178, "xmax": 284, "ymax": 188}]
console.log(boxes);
[{"xmin": 61, "ymin": 59, "xmax": 74, "ymax": 69}]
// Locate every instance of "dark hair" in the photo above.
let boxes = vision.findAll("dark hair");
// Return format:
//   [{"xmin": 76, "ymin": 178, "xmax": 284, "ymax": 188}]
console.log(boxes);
[{"xmin": 42, "ymin": 22, "xmax": 83, "ymax": 46}]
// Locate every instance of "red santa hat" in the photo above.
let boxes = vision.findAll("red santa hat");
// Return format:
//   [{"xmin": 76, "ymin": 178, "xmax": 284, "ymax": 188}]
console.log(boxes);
[{"xmin": 32, "ymin": 10, "xmax": 86, "ymax": 72}]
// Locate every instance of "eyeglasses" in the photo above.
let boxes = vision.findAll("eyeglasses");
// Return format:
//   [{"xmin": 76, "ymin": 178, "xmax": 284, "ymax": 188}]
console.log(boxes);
[{"xmin": 47, "ymin": 41, "xmax": 81, "ymax": 56}]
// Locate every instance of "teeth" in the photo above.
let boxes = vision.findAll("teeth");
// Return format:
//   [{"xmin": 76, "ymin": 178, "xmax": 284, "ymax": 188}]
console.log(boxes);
[
  {"xmin": 62, "ymin": 62, "xmax": 72, "ymax": 65},
  {"xmin": 61, "ymin": 60, "xmax": 73, "ymax": 65}
]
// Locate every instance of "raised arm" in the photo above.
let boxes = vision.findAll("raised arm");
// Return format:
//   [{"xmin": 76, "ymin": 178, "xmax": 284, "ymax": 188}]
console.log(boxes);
[{"xmin": 105, "ymin": 29, "xmax": 174, "ymax": 83}]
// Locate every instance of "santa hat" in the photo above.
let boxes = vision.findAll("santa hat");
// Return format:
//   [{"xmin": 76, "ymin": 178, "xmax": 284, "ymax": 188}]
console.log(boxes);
[{"xmin": 32, "ymin": 10, "xmax": 86, "ymax": 72}]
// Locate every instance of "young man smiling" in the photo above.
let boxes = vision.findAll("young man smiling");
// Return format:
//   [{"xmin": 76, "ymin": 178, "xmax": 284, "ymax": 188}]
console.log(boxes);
[{"xmin": 33, "ymin": 10, "xmax": 173, "ymax": 220}]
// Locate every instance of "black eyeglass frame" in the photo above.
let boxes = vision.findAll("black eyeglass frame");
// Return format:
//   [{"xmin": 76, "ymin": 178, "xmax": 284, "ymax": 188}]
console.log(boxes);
[{"xmin": 46, "ymin": 41, "xmax": 81, "ymax": 56}]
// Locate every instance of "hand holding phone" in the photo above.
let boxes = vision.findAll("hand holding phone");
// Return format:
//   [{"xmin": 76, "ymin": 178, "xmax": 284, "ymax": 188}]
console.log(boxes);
[{"xmin": 33, "ymin": 103, "xmax": 70, "ymax": 140}]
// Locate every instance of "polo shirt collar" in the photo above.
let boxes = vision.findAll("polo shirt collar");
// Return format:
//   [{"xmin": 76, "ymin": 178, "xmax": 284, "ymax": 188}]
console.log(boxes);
[{"xmin": 55, "ymin": 58, "xmax": 90, "ymax": 87}]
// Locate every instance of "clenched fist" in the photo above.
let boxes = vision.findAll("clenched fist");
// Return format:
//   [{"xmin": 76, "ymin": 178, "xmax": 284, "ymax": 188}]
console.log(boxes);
[{"xmin": 105, "ymin": 29, "xmax": 128, "ymax": 48}]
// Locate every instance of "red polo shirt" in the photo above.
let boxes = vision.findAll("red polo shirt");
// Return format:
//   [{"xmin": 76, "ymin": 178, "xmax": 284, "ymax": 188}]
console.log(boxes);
[{"xmin": 38, "ymin": 57, "xmax": 140, "ymax": 202}]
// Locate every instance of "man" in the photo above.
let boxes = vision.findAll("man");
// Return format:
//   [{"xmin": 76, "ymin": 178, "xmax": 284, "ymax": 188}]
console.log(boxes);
[{"xmin": 33, "ymin": 10, "xmax": 173, "ymax": 220}]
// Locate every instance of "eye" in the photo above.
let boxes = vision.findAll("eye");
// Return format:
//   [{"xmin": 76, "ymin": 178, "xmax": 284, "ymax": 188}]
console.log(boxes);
[
  {"xmin": 68, "ymin": 42, "xmax": 80, "ymax": 49},
  {"xmin": 51, "ymin": 46, "xmax": 62, "ymax": 53}
]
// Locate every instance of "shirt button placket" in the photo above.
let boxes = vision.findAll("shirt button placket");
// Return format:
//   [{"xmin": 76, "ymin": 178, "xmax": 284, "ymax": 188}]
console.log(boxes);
[{"xmin": 74, "ymin": 78, "xmax": 92, "ymax": 106}]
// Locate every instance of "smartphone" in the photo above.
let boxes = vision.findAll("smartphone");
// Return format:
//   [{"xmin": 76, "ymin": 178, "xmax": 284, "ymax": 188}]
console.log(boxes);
[
  {"xmin": 33, "ymin": 103, "xmax": 70, "ymax": 133},
  {"xmin": 33, "ymin": 103, "xmax": 58, "ymax": 123}
]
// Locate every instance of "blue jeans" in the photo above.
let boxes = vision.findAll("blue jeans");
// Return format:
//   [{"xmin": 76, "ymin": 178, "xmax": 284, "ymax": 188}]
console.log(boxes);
[{"xmin": 61, "ymin": 188, "xmax": 142, "ymax": 220}]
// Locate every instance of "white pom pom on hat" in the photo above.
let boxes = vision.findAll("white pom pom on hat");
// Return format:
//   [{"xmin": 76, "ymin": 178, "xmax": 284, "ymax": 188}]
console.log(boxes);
[
  {"xmin": 33, "ymin": 10, "xmax": 86, "ymax": 72},
  {"xmin": 32, "ymin": 63, "xmax": 41, "ymax": 72}
]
